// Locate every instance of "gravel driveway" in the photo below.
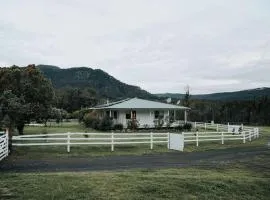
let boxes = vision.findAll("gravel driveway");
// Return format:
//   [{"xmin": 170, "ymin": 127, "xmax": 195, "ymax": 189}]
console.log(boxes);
[{"xmin": 1, "ymin": 146, "xmax": 269, "ymax": 172}]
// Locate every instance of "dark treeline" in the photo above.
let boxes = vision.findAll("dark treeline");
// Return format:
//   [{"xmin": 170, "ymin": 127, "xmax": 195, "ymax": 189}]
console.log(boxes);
[
  {"xmin": 55, "ymin": 87, "xmax": 98, "ymax": 112},
  {"xmin": 189, "ymin": 97, "xmax": 270, "ymax": 125}
]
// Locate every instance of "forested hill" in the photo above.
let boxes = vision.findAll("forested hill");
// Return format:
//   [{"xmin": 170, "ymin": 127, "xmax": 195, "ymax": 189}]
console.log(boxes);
[
  {"xmin": 37, "ymin": 65, "xmax": 156, "ymax": 100},
  {"xmin": 156, "ymin": 87, "xmax": 270, "ymax": 101}
]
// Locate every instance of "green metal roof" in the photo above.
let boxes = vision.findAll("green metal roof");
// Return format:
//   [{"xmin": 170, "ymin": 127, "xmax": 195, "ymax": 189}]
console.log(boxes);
[{"xmin": 92, "ymin": 98, "xmax": 190, "ymax": 110}]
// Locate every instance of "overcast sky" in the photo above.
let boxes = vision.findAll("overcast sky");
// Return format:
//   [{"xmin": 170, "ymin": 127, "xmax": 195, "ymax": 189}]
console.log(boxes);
[{"xmin": 1, "ymin": 0, "xmax": 270, "ymax": 94}]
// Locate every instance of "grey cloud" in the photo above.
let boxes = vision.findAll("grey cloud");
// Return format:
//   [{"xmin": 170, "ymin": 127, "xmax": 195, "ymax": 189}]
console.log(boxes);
[{"xmin": 0, "ymin": 0, "xmax": 270, "ymax": 94}]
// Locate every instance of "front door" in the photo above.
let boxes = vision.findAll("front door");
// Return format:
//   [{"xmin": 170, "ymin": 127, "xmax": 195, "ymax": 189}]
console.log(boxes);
[{"xmin": 132, "ymin": 110, "xmax": 136, "ymax": 119}]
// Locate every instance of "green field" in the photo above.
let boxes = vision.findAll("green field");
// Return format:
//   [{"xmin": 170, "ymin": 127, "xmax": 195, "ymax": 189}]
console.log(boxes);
[
  {"xmin": 23, "ymin": 121, "xmax": 92, "ymax": 135},
  {"xmin": 1, "ymin": 155, "xmax": 270, "ymax": 200}
]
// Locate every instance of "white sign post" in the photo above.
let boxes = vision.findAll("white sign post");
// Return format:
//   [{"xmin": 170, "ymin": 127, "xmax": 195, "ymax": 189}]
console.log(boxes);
[{"xmin": 168, "ymin": 133, "xmax": 184, "ymax": 151}]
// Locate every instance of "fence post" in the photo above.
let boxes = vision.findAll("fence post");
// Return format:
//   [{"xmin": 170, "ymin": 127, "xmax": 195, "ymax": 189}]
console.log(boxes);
[
  {"xmin": 5, "ymin": 128, "xmax": 10, "ymax": 154},
  {"xmin": 167, "ymin": 132, "xmax": 170, "ymax": 149},
  {"xmin": 243, "ymin": 131, "xmax": 246, "ymax": 144},
  {"xmin": 227, "ymin": 122, "xmax": 229, "ymax": 132},
  {"xmin": 249, "ymin": 130, "xmax": 252, "ymax": 141},
  {"xmin": 256, "ymin": 128, "xmax": 259, "ymax": 138},
  {"xmin": 67, "ymin": 132, "xmax": 70, "ymax": 153},
  {"xmin": 194, "ymin": 122, "xmax": 197, "ymax": 129},
  {"xmin": 241, "ymin": 124, "xmax": 244, "ymax": 131},
  {"xmin": 111, "ymin": 131, "xmax": 114, "ymax": 152},
  {"xmin": 5, "ymin": 133, "xmax": 9, "ymax": 156},
  {"xmin": 217, "ymin": 124, "xmax": 219, "ymax": 132},
  {"xmin": 221, "ymin": 132, "xmax": 224, "ymax": 145},
  {"xmin": 150, "ymin": 132, "xmax": 153, "ymax": 150},
  {"xmin": 5, "ymin": 128, "xmax": 9, "ymax": 155},
  {"xmin": 196, "ymin": 131, "xmax": 199, "ymax": 147},
  {"xmin": 204, "ymin": 123, "xmax": 206, "ymax": 130}
]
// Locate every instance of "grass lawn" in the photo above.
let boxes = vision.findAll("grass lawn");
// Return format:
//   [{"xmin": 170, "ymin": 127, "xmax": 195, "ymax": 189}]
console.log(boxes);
[
  {"xmin": 9, "ymin": 144, "xmax": 170, "ymax": 159},
  {"xmin": 1, "ymin": 154, "xmax": 270, "ymax": 200},
  {"xmin": 23, "ymin": 122, "xmax": 93, "ymax": 135}
]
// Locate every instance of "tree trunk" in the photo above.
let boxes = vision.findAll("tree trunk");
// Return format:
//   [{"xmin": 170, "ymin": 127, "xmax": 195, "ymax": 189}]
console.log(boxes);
[{"xmin": 17, "ymin": 124, "xmax": 25, "ymax": 135}]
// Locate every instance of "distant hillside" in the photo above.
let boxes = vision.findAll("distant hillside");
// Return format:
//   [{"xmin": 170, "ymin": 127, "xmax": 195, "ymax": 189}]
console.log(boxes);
[
  {"xmin": 156, "ymin": 87, "xmax": 270, "ymax": 101},
  {"xmin": 37, "ymin": 65, "xmax": 156, "ymax": 100}
]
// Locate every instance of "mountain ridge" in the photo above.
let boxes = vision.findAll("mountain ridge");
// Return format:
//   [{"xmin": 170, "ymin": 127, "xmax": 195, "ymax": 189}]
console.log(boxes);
[
  {"xmin": 37, "ymin": 65, "xmax": 270, "ymax": 101},
  {"xmin": 156, "ymin": 87, "xmax": 270, "ymax": 101},
  {"xmin": 37, "ymin": 64, "xmax": 156, "ymax": 100}
]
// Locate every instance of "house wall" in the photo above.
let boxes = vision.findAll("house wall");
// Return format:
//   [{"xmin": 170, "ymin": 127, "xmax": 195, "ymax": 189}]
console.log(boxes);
[
  {"xmin": 112, "ymin": 109, "xmax": 171, "ymax": 128},
  {"xmin": 137, "ymin": 110, "xmax": 154, "ymax": 128}
]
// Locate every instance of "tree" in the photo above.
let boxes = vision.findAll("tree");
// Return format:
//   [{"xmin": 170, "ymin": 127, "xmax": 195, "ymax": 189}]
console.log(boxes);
[
  {"xmin": 56, "ymin": 87, "xmax": 97, "ymax": 112},
  {"xmin": 49, "ymin": 107, "xmax": 68, "ymax": 125},
  {"xmin": 0, "ymin": 65, "xmax": 55, "ymax": 135},
  {"xmin": 183, "ymin": 85, "xmax": 191, "ymax": 107}
]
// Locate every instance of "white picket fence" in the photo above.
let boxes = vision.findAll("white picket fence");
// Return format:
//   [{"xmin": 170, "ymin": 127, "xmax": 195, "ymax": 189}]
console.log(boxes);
[
  {"xmin": 193, "ymin": 122, "xmax": 257, "ymax": 133},
  {"xmin": 12, "ymin": 132, "xmax": 168, "ymax": 152},
  {"xmin": 183, "ymin": 128, "xmax": 259, "ymax": 147},
  {"xmin": 0, "ymin": 133, "xmax": 9, "ymax": 161},
  {"xmin": 12, "ymin": 126, "xmax": 260, "ymax": 152}
]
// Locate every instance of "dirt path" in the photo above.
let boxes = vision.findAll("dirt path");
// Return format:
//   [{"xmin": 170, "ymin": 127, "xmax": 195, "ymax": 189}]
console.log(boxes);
[{"xmin": 1, "ymin": 146, "xmax": 269, "ymax": 173}]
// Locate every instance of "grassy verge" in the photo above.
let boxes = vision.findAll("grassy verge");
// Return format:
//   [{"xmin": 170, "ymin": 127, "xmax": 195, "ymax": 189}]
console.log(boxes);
[
  {"xmin": 9, "ymin": 144, "xmax": 170, "ymax": 159},
  {"xmin": 1, "ymin": 155, "xmax": 270, "ymax": 200},
  {"xmin": 23, "ymin": 122, "xmax": 93, "ymax": 135}
]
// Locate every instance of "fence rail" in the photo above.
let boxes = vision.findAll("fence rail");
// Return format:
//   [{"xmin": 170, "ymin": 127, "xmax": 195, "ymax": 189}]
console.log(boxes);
[
  {"xmin": 11, "ymin": 122, "xmax": 260, "ymax": 153},
  {"xmin": 12, "ymin": 126, "xmax": 260, "ymax": 152},
  {"xmin": 0, "ymin": 133, "xmax": 9, "ymax": 161},
  {"xmin": 183, "ymin": 128, "xmax": 259, "ymax": 146},
  {"xmin": 193, "ymin": 122, "xmax": 259, "ymax": 134},
  {"xmin": 12, "ymin": 132, "xmax": 169, "ymax": 152}
]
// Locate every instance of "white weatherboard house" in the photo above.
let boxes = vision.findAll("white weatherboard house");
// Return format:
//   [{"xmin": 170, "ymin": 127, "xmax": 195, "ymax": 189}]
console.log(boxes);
[{"xmin": 91, "ymin": 98, "xmax": 190, "ymax": 128}]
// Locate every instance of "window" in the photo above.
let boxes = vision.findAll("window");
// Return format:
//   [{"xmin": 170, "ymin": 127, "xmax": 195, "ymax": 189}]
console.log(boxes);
[
  {"xmin": 154, "ymin": 111, "xmax": 159, "ymax": 119},
  {"xmin": 132, "ymin": 111, "xmax": 136, "ymax": 119},
  {"xmin": 154, "ymin": 110, "xmax": 164, "ymax": 119},
  {"xmin": 113, "ymin": 111, "xmax": 118, "ymax": 119},
  {"xmin": 126, "ymin": 113, "xmax": 131, "ymax": 119}
]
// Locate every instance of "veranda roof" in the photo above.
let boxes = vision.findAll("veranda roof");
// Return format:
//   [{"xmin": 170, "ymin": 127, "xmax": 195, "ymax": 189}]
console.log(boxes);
[{"xmin": 91, "ymin": 97, "xmax": 190, "ymax": 110}]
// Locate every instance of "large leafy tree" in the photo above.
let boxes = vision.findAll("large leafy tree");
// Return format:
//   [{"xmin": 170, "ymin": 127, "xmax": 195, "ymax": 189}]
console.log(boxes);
[
  {"xmin": 0, "ymin": 65, "xmax": 55, "ymax": 135},
  {"xmin": 56, "ymin": 87, "xmax": 97, "ymax": 112}
]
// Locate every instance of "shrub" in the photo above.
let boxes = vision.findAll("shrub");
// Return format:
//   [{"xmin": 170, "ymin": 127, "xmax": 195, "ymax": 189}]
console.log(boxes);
[
  {"xmin": 175, "ymin": 125, "xmax": 183, "ymax": 132},
  {"xmin": 83, "ymin": 111, "xmax": 99, "ymax": 129},
  {"xmin": 77, "ymin": 109, "xmax": 90, "ymax": 123},
  {"xmin": 98, "ymin": 116, "xmax": 113, "ymax": 131},
  {"xmin": 143, "ymin": 124, "xmax": 149, "ymax": 129},
  {"xmin": 127, "ymin": 119, "xmax": 139, "ymax": 130},
  {"xmin": 164, "ymin": 116, "xmax": 171, "ymax": 128},
  {"xmin": 83, "ymin": 112, "xmax": 113, "ymax": 131},
  {"xmin": 183, "ymin": 123, "xmax": 192, "ymax": 131},
  {"xmin": 154, "ymin": 117, "xmax": 164, "ymax": 129},
  {"xmin": 113, "ymin": 123, "xmax": 124, "ymax": 131}
]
